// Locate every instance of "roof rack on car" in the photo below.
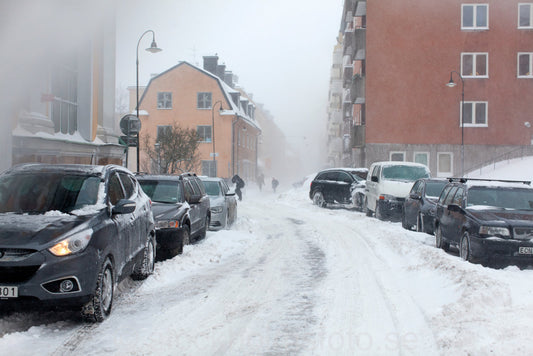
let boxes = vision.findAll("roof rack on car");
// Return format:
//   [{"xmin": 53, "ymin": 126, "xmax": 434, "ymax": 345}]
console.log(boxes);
[{"xmin": 447, "ymin": 177, "xmax": 531, "ymax": 185}]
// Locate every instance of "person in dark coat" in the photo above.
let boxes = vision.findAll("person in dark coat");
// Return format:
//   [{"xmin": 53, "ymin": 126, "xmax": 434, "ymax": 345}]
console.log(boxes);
[
  {"xmin": 232, "ymin": 174, "xmax": 245, "ymax": 201},
  {"xmin": 257, "ymin": 173, "xmax": 265, "ymax": 191},
  {"xmin": 271, "ymin": 177, "xmax": 279, "ymax": 193}
]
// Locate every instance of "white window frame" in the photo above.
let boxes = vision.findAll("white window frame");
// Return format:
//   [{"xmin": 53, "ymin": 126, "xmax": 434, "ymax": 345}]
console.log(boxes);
[
  {"xmin": 414, "ymin": 152, "xmax": 429, "ymax": 167},
  {"xmin": 518, "ymin": 3, "xmax": 533, "ymax": 29},
  {"xmin": 437, "ymin": 152, "xmax": 454, "ymax": 177},
  {"xmin": 157, "ymin": 92, "xmax": 172, "ymax": 109},
  {"xmin": 197, "ymin": 92, "xmax": 212, "ymax": 109},
  {"xmin": 461, "ymin": 101, "xmax": 488, "ymax": 127},
  {"xmin": 518, "ymin": 53, "xmax": 533, "ymax": 78},
  {"xmin": 197, "ymin": 125, "xmax": 212, "ymax": 143},
  {"xmin": 462, "ymin": 4, "xmax": 489, "ymax": 30},
  {"xmin": 389, "ymin": 151, "xmax": 406, "ymax": 161},
  {"xmin": 461, "ymin": 53, "xmax": 489, "ymax": 78}
]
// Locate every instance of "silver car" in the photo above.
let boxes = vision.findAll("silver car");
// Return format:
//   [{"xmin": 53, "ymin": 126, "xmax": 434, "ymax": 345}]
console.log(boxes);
[{"xmin": 199, "ymin": 177, "xmax": 237, "ymax": 230}]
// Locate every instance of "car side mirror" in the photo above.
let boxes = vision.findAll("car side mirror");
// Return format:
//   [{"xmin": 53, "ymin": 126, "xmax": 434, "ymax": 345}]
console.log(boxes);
[
  {"xmin": 410, "ymin": 193, "xmax": 421, "ymax": 200},
  {"xmin": 447, "ymin": 204, "xmax": 462, "ymax": 213},
  {"xmin": 225, "ymin": 191, "xmax": 235, "ymax": 197},
  {"xmin": 371, "ymin": 176, "xmax": 379, "ymax": 183},
  {"xmin": 187, "ymin": 194, "xmax": 201, "ymax": 204},
  {"xmin": 112, "ymin": 199, "xmax": 136, "ymax": 214}
]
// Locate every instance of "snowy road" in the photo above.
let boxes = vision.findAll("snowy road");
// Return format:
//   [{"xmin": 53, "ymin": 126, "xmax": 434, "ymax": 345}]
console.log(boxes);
[{"xmin": 2, "ymin": 185, "xmax": 533, "ymax": 355}]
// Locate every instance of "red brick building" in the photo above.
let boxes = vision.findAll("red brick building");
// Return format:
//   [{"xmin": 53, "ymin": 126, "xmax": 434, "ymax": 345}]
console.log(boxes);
[{"xmin": 332, "ymin": 0, "xmax": 533, "ymax": 176}]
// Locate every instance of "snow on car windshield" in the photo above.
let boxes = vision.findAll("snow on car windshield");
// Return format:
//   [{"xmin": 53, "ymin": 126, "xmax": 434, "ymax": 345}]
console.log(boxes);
[
  {"xmin": 467, "ymin": 187, "xmax": 533, "ymax": 210},
  {"xmin": 0, "ymin": 173, "xmax": 102, "ymax": 214},
  {"xmin": 382, "ymin": 165, "xmax": 430, "ymax": 181}
]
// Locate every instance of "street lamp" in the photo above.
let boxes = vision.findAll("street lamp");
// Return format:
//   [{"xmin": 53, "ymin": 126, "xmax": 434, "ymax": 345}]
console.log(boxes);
[
  {"xmin": 136, "ymin": 30, "xmax": 162, "ymax": 173},
  {"xmin": 211, "ymin": 100, "xmax": 224, "ymax": 177},
  {"xmin": 446, "ymin": 70, "xmax": 465, "ymax": 176}
]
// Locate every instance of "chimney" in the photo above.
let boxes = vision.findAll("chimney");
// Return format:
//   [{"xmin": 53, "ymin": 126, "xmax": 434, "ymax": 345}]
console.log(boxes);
[
  {"xmin": 203, "ymin": 55, "xmax": 219, "ymax": 75},
  {"xmin": 216, "ymin": 64, "xmax": 226, "ymax": 79},
  {"xmin": 224, "ymin": 71, "xmax": 234, "ymax": 88}
]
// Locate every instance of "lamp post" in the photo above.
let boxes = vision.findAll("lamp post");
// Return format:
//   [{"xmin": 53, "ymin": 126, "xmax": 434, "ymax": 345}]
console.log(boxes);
[
  {"xmin": 136, "ymin": 30, "xmax": 162, "ymax": 173},
  {"xmin": 446, "ymin": 71, "xmax": 465, "ymax": 176},
  {"xmin": 211, "ymin": 100, "xmax": 223, "ymax": 177}
]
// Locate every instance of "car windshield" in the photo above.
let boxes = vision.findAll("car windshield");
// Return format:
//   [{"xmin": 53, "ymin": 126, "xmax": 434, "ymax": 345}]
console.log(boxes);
[
  {"xmin": 426, "ymin": 181, "xmax": 447, "ymax": 198},
  {"xmin": 467, "ymin": 187, "xmax": 533, "ymax": 210},
  {"xmin": 382, "ymin": 165, "xmax": 430, "ymax": 181},
  {"xmin": 139, "ymin": 180, "xmax": 182, "ymax": 204},
  {"xmin": 202, "ymin": 181, "xmax": 221, "ymax": 196},
  {"xmin": 0, "ymin": 173, "xmax": 102, "ymax": 214}
]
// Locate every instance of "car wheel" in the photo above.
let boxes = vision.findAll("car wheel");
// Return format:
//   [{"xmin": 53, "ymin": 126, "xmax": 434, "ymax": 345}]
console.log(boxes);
[
  {"xmin": 364, "ymin": 198, "xmax": 372, "ymax": 217},
  {"xmin": 416, "ymin": 213, "xmax": 424, "ymax": 232},
  {"xmin": 401, "ymin": 211, "xmax": 410, "ymax": 230},
  {"xmin": 82, "ymin": 258, "xmax": 114, "ymax": 322},
  {"xmin": 312, "ymin": 191, "xmax": 326, "ymax": 208},
  {"xmin": 375, "ymin": 201, "xmax": 385, "ymax": 221},
  {"xmin": 435, "ymin": 225, "xmax": 450, "ymax": 252},
  {"xmin": 199, "ymin": 216, "xmax": 209, "ymax": 239},
  {"xmin": 132, "ymin": 237, "xmax": 155, "ymax": 280},
  {"xmin": 460, "ymin": 232, "xmax": 473, "ymax": 262}
]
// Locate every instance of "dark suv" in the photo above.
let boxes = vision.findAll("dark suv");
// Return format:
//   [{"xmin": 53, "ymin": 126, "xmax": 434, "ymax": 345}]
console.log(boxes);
[
  {"xmin": 0, "ymin": 164, "xmax": 155, "ymax": 322},
  {"xmin": 309, "ymin": 168, "xmax": 366, "ymax": 210},
  {"xmin": 434, "ymin": 178, "xmax": 533, "ymax": 267},
  {"xmin": 137, "ymin": 173, "xmax": 210, "ymax": 259}
]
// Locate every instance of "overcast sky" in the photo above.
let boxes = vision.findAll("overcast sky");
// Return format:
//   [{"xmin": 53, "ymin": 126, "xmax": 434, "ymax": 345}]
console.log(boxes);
[{"xmin": 115, "ymin": 0, "xmax": 344, "ymax": 162}]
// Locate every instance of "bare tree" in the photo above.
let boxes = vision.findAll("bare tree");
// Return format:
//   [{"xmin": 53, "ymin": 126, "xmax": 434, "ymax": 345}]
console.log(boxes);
[{"xmin": 142, "ymin": 122, "xmax": 200, "ymax": 174}]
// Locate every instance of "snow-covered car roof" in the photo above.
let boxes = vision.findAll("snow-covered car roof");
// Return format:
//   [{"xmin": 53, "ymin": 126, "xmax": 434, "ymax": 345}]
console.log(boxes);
[{"xmin": 3, "ymin": 163, "xmax": 114, "ymax": 176}]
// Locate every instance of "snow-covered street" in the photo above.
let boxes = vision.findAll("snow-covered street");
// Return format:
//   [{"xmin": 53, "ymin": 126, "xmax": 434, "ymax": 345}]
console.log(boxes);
[{"xmin": 2, "ymin": 177, "xmax": 533, "ymax": 355}]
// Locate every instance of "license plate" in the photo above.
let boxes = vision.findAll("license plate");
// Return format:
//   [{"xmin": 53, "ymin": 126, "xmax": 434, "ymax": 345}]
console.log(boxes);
[
  {"xmin": 0, "ymin": 286, "xmax": 18, "ymax": 298},
  {"xmin": 519, "ymin": 247, "xmax": 533, "ymax": 255}
]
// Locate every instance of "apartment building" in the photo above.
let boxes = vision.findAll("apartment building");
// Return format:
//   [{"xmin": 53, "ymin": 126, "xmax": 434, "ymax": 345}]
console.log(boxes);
[{"xmin": 332, "ymin": 0, "xmax": 533, "ymax": 176}]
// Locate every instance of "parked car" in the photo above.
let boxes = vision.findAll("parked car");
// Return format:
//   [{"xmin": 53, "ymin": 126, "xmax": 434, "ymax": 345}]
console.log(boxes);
[
  {"xmin": 309, "ymin": 168, "xmax": 366, "ymax": 210},
  {"xmin": 0, "ymin": 163, "xmax": 155, "ymax": 322},
  {"xmin": 136, "ymin": 173, "xmax": 210, "ymax": 260},
  {"xmin": 364, "ymin": 161, "xmax": 431, "ymax": 221},
  {"xmin": 402, "ymin": 178, "xmax": 447, "ymax": 234},
  {"xmin": 199, "ymin": 176, "xmax": 237, "ymax": 230},
  {"xmin": 434, "ymin": 178, "xmax": 533, "ymax": 267}
]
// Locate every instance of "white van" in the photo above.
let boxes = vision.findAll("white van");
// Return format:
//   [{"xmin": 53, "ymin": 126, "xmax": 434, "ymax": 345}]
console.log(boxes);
[{"xmin": 364, "ymin": 161, "xmax": 430, "ymax": 221}]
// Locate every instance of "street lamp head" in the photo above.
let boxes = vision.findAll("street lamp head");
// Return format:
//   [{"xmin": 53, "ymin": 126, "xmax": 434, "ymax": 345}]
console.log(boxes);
[
  {"xmin": 146, "ymin": 40, "xmax": 162, "ymax": 53},
  {"xmin": 446, "ymin": 73, "xmax": 457, "ymax": 87}
]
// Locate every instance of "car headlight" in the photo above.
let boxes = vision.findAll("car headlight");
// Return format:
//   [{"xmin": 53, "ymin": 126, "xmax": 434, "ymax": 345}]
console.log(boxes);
[
  {"xmin": 49, "ymin": 229, "xmax": 93, "ymax": 256},
  {"xmin": 156, "ymin": 220, "xmax": 179, "ymax": 229},
  {"xmin": 479, "ymin": 226, "xmax": 510, "ymax": 237},
  {"xmin": 211, "ymin": 206, "xmax": 223, "ymax": 214},
  {"xmin": 379, "ymin": 194, "xmax": 396, "ymax": 201}
]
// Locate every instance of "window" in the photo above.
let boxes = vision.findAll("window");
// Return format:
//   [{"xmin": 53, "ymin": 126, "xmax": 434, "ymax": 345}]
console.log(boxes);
[
  {"xmin": 452, "ymin": 187, "xmax": 465, "ymax": 206},
  {"xmin": 414, "ymin": 152, "xmax": 429, "ymax": 167},
  {"xmin": 519, "ymin": 3, "xmax": 533, "ymax": 28},
  {"xmin": 437, "ymin": 152, "xmax": 453, "ymax": 177},
  {"xmin": 107, "ymin": 173, "xmax": 125, "ymax": 206},
  {"xmin": 197, "ymin": 126, "xmax": 212, "ymax": 142},
  {"xmin": 202, "ymin": 160, "xmax": 217, "ymax": 177},
  {"xmin": 118, "ymin": 172, "xmax": 135, "ymax": 199},
  {"xmin": 462, "ymin": 4, "xmax": 488, "ymax": 30},
  {"xmin": 51, "ymin": 59, "xmax": 78, "ymax": 134},
  {"xmin": 462, "ymin": 53, "xmax": 488, "ymax": 78},
  {"xmin": 197, "ymin": 92, "xmax": 212, "ymax": 109},
  {"xmin": 389, "ymin": 152, "xmax": 405, "ymax": 161},
  {"xmin": 518, "ymin": 53, "xmax": 533, "ymax": 77},
  {"xmin": 157, "ymin": 92, "xmax": 172, "ymax": 109},
  {"xmin": 157, "ymin": 125, "xmax": 171, "ymax": 142},
  {"xmin": 462, "ymin": 101, "xmax": 488, "ymax": 126}
]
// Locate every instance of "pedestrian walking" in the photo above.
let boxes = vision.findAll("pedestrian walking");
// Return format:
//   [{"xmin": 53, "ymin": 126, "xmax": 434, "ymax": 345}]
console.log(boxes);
[
  {"xmin": 271, "ymin": 177, "xmax": 279, "ymax": 193},
  {"xmin": 232, "ymin": 174, "xmax": 245, "ymax": 201},
  {"xmin": 257, "ymin": 173, "xmax": 265, "ymax": 191}
]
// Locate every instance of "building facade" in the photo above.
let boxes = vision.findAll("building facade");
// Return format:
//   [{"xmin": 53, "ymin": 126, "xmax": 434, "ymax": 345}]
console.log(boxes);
[
  {"xmin": 134, "ymin": 57, "xmax": 261, "ymax": 181},
  {"xmin": 0, "ymin": 1, "xmax": 124, "ymax": 172},
  {"xmin": 331, "ymin": 0, "xmax": 533, "ymax": 176}
]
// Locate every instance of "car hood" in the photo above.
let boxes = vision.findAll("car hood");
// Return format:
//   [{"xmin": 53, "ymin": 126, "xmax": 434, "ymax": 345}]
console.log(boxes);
[
  {"xmin": 468, "ymin": 209, "xmax": 533, "ymax": 226},
  {"xmin": 151, "ymin": 202, "xmax": 188, "ymax": 220},
  {"xmin": 208, "ymin": 195, "xmax": 225, "ymax": 208},
  {"xmin": 379, "ymin": 180, "xmax": 416, "ymax": 198},
  {"xmin": 0, "ymin": 213, "xmax": 90, "ymax": 249}
]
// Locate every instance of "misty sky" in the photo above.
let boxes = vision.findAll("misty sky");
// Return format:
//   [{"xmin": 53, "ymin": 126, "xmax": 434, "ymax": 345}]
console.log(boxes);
[{"xmin": 115, "ymin": 0, "xmax": 344, "ymax": 164}]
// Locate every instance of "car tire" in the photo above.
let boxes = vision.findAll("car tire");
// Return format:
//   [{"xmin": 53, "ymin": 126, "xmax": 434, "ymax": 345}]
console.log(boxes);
[
  {"xmin": 460, "ymin": 232, "xmax": 473, "ymax": 262},
  {"xmin": 435, "ymin": 225, "xmax": 450, "ymax": 252},
  {"xmin": 82, "ymin": 258, "xmax": 114, "ymax": 322},
  {"xmin": 375, "ymin": 201, "xmax": 385, "ymax": 221},
  {"xmin": 131, "ymin": 237, "xmax": 155, "ymax": 280},
  {"xmin": 312, "ymin": 191, "xmax": 326, "ymax": 208},
  {"xmin": 199, "ymin": 216, "xmax": 209, "ymax": 240},
  {"xmin": 416, "ymin": 214, "xmax": 424, "ymax": 232},
  {"xmin": 401, "ymin": 211, "xmax": 410, "ymax": 230},
  {"xmin": 364, "ymin": 198, "xmax": 372, "ymax": 217}
]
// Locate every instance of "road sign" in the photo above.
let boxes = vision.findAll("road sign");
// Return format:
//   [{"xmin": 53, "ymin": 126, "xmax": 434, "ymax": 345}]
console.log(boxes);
[
  {"xmin": 120, "ymin": 135, "xmax": 138, "ymax": 147},
  {"xmin": 120, "ymin": 114, "xmax": 141, "ymax": 135},
  {"xmin": 209, "ymin": 153, "xmax": 219, "ymax": 157}
]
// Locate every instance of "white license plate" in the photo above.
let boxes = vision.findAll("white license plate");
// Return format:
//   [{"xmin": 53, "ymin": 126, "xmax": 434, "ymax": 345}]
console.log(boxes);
[
  {"xmin": 519, "ymin": 247, "xmax": 533, "ymax": 255},
  {"xmin": 0, "ymin": 286, "xmax": 18, "ymax": 298}
]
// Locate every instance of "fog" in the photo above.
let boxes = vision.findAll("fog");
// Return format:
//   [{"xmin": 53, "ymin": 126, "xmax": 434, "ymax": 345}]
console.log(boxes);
[{"xmin": 115, "ymin": 0, "xmax": 344, "ymax": 180}]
